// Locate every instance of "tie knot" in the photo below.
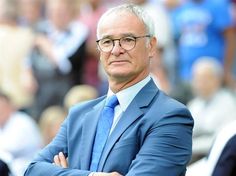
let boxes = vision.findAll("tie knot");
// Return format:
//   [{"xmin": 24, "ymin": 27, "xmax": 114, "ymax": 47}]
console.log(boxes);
[{"xmin": 105, "ymin": 95, "xmax": 119, "ymax": 108}]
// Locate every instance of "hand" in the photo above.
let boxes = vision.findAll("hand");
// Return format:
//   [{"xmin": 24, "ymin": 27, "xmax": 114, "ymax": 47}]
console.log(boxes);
[
  {"xmin": 53, "ymin": 152, "xmax": 122, "ymax": 176},
  {"xmin": 21, "ymin": 69, "xmax": 38, "ymax": 94},
  {"xmin": 93, "ymin": 172, "xmax": 122, "ymax": 176},
  {"xmin": 35, "ymin": 34, "xmax": 56, "ymax": 64},
  {"xmin": 35, "ymin": 34, "xmax": 51, "ymax": 51},
  {"xmin": 53, "ymin": 152, "xmax": 68, "ymax": 168}
]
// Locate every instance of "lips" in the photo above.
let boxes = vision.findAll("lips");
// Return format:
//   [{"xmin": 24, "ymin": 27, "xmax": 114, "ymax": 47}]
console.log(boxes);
[{"xmin": 109, "ymin": 60, "xmax": 130, "ymax": 65}]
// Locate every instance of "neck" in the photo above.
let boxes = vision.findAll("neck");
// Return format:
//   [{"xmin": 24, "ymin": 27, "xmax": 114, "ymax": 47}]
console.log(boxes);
[{"xmin": 109, "ymin": 73, "xmax": 149, "ymax": 93}]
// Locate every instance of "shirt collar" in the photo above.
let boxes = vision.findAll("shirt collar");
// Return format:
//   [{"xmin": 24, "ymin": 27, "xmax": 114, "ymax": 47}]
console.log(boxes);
[{"xmin": 107, "ymin": 75, "xmax": 151, "ymax": 112}]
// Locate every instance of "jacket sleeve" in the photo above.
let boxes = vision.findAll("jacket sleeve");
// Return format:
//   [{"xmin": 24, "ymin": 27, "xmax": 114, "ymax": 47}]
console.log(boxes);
[
  {"xmin": 126, "ymin": 107, "xmax": 194, "ymax": 176},
  {"xmin": 212, "ymin": 135, "xmax": 236, "ymax": 176},
  {"xmin": 24, "ymin": 117, "xmax": 91, "ymax": 176}
]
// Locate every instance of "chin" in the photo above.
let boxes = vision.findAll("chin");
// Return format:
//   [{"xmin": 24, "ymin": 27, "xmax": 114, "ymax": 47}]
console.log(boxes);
[
  {"xmin": 109, "ymin": 72, "xmax": 132, "ymax": 80},
  {"xmin": 108, "ymin": 68, "xmax": 131, "ymax": 76}
]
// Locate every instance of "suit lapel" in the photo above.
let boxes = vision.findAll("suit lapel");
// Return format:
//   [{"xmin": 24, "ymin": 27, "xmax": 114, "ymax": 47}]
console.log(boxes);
[
  {"xmin": 98, "ymin": 80, "xmax": 159, "ymax": 171},
  {"xmin": 80, "ymin": 97, "xmax": 106, "ymax": 169}
]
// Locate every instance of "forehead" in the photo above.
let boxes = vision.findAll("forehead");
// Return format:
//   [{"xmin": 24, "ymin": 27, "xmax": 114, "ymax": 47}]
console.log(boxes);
[{"xmin": 97, "ymin": 11, "xmax": 146, "ymax": 38}]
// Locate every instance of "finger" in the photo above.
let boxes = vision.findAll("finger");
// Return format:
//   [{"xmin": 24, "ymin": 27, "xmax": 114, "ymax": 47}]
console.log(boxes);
[
  {"xmin": 95, "ymin": 172, "xmax": 120, "ymax": 176},
  {"xmin": 94, "ymin": 172, "xmax": 108, "ymax": 176},
  {"xmin": 111, "ymin": 172, "xmax": 123, "ymax": 176},
  {"xmin": 53, "ymin": 155, "xmax": 60, "ymax": 166},
  {"xmin": 59, "ymin": 152, "xmax": 68, "ymax": 168}
]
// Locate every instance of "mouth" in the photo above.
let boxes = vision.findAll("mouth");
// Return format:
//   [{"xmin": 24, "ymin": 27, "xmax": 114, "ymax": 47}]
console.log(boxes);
[{"xmin": 109, "ymin": 60, "xmax": 130, "ymax": 65}]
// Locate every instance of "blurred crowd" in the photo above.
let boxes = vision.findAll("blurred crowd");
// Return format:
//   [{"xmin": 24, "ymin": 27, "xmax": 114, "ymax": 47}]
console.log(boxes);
[{"xmin": 0, "ymin": 0, "xmax": 236, "ymax": 175}]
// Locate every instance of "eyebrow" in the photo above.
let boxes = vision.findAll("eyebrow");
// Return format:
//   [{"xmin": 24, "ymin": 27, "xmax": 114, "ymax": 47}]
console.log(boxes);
[{"xmin": 99, "ymin": 33, "xmax": 136, "ymax": 39}]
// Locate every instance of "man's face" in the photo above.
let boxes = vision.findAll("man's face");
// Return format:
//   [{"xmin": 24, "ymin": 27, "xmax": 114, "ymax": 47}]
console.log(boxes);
[
  {"xmin": 47, "ymin": 0, "xmax": 72, "ymax": 30},
  {"xmin": 97, "ymin": 11, "xmax": 156, "ymax": 83},
  {"xmin": 19, "ymin": 0, "xmax": 41, "ymax": 24},
  {"xmin": 192, "ymin": 66, "xmax": 220, "ymax": 98}
]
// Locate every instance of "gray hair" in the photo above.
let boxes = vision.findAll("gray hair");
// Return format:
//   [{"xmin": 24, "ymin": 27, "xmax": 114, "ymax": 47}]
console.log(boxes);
[
  {"xmin": 193, "ymin": 57, "xmax": 223, "ymax": 78},
  {"xmin": 97, "ymin": 3, "xmax": 155, "ymax": 38}
]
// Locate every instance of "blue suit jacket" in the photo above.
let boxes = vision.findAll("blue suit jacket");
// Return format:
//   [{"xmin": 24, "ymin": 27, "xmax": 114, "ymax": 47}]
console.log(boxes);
[
  {"xmin": 25, "ymin": 80, "xmax": 193, "ymax": 176},
  {"xmin": 212, "ymin": 134, "xmax": 236, "ymax": 176}
]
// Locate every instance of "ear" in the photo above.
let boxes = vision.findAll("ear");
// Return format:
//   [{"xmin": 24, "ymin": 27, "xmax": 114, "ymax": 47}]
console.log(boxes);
[{"xmin": 148, "ymin": 36, "xmax": 157, "ymax": 59}]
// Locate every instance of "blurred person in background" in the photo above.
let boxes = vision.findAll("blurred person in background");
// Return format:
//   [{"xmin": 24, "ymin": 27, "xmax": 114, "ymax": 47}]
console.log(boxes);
[
  {"xmin": 63, "ymin": 84, "xmax": 98, "ymax": 110},
  {"xmin": 131, "ymin": 0, "xmax": 194, "ymax": 105},
  {"xmin": 79, "ymin": 0, "xmax": 107, "ymax": 89},
  {"xmin": 39, "ymin": 105, "xmax": 67, "ymax": 146},
  {"xmin": 129, "ymin": 0, "xmax": 177, "ymax": 85},
  {"xmin": 187, "ymin": 57, "xmax": 236, "ymax": 162},
  {"xmin": 18, "ymin": 0, "xmax": 45, "ymax": 31},
  {"xmin": 173, "ymin": 0, "xmax": 236, "ymax": 89},
  {"xmin": 163, "ymin": 0, "xmax": 182, "ymax": 9},
  {"xmin": 232, "ymin": 0, "xmax": 236, "ymax": 23},
  {"xmin": 186, "ymin": 120, "xmax": 236, "ymax": 176},
  {"xmin": 24, "ymin": 0, "xmax": 88, "ymax": 120},
  {"xmin": 39, "ymin": 84, "xmax": 98, "ymax": 146},
  {"xmin": 149, "ymin": 48, "xmax": 171, "ymax": 94},
  {"xmin": 0, "ymin": 91, "xmax": 42, "ymax": 176},
  {"xmin": 230, "ymin": 0, "xmax": 236, "ymax": 90},
  {"xmin": 0, "ymin": 0, "xmax": 36, "ymax": 112}
]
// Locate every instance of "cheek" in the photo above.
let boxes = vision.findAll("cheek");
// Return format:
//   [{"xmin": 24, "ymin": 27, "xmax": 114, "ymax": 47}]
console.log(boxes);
[
  {"xmin": 132, "ymin": 53, "xmax": 150, "ymax": 68},
  {"xmin": 100, "ymin": 53, "xmax": 109, "ymax": 65},
  {"xmin": 132, "ymin": 46, "xmax": 150, "ymax": 63}
]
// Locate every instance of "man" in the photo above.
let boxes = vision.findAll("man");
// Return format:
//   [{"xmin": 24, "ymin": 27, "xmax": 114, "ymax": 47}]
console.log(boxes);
[
  {"xmin": 172, "ymin": 0, "xmax": 236, "ymax": 84},
  {"xmin": 0, "ymin": 0, "xmax": 35, "ymax": 111},
  {"xmin": 24, "ymin": 4, "xmax": 193, "ymax": 176},
  {"xmin": 187, "ymin": 57, "xmax": 236, "ymax": 161},
  {"xmin": 24, "ymin": 0, "xmax": 88, "ymax": 120}
]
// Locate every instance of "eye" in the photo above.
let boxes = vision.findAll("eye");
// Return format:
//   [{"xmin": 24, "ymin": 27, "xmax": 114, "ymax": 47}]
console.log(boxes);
[
  {"xmin": 122, "ymin": 37, "xmax": 135, "ymax": 43},
  {"xmin": 100, "ymin": 38, "xmax": 113, "ymax": 46}
]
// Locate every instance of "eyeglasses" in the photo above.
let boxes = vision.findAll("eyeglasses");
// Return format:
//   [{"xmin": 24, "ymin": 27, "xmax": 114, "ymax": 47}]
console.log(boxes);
[{"xmin": 96, "ymin": 35, "xmax": 151, "ymax": 52}]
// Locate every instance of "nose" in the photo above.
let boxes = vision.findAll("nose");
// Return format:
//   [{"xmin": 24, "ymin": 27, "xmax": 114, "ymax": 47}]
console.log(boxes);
[{"xmin": 111, "ymin": 40, "xmax": 125, "ymax": 55}]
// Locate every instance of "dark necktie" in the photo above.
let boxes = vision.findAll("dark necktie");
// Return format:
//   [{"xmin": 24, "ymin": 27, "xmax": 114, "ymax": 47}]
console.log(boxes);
[{"xmin": 90, "ymin": 95, "xmax": 119, "ymax": 171}]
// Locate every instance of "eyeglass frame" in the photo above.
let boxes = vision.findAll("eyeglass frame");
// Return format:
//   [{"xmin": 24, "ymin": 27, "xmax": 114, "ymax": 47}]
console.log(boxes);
[{"xmin": 96, "ymin": 35, "xmax": 151, "ymax": 52}]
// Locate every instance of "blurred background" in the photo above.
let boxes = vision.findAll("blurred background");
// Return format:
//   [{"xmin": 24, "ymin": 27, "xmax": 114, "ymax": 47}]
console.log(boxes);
[{"xmin": 0, "ymin": 0, "xmax": 235, "ymax": 175}]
